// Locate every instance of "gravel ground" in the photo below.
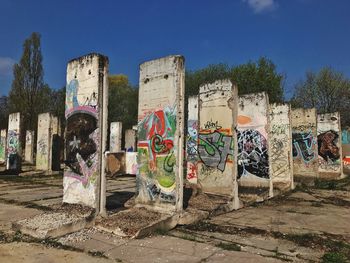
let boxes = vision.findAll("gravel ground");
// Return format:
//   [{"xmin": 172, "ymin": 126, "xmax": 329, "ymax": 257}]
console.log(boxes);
[{"xmin": 96, "ymin": 207, "xmax": 162, "ymax": 236}]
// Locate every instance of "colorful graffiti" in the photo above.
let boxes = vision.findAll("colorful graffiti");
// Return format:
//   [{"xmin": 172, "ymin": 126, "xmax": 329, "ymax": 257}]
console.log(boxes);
[
  {"xmin": 292, "ymin": 131, "xmax": 317, "ymax": 163},
  {"xmin": 342, "ymin": 130, "xmax": 350, "ymax": 145},
  {"xmin": 0, "ymin": 131, "xmax": 6, "ymax": 162},
  {"xmin": 318, "ymin": 130, "xmax": 340, "ymax": 170},
  {"xmin": 7, "ymin": 129, "xmax": 20, "ymax": 169},
  {"xmin": 237, "ymin": 129, "xmax": 269, "ymax": 179},
  {"xmin": 65, "ymin": 79, "xmax": 100, "ymax": 187},
  {"xmin": 198, "ymin": 130, "xmax": 233, "ymax": 172},
  {"xmin": 186, "ymin": 120, "xmax": 198, "ymax": 181},
  {"xmin": 137, "ymin": 106, "xmax": 177, "ymax": 203}
]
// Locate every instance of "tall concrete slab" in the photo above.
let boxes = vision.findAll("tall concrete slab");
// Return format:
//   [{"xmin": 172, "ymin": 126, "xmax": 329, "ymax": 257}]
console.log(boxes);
[
  {"xmin": 186, "ymin": 95, "xmax": 199, "ymax": 184},
  {"xmin": 291, "ymin": 108, "xmax": 318, "ymax": 182},
  {"xmin": 51, "ymin": 116, "xmax": 61, "ymax": 171},
  {"xmin": 64, "ymin": 53, "xmax": 109, "ymax": 210},
  {"xmin": 237, "ymin": 92, "xmax": 271, "ymax": 202},
  {"xmin": 317, "ymin": 112, "xmax": 343, "ymax": 179},
  {"xmin": 0, "ymin": 129, "xmax": 6, "ymax": 164},
  {"xmin": 137, "ymin": 55, "xmax": 185, "ymax": 213},
  {"xmin": 269, "ymin": 103, "xmax": 294, "ymax": 193},
  {"xmin": 6, "ymin": 112, "xmax": 21, "ymax": 171},
  {"xmin": 125, "ymin": 129, "xmax": 136, "ymax": 151},
  {"xmin": 36, "ymin": 113, "xmax": 53, "ymax": 170},
  {"xmin": 24, "ymin": 130, "xmax": 35, "ymax": 164},
  {"xmin": 110, "ymin": 122, "xmax": 122, "ymax": 152},
  {"xmin": 197, "ymin": 80, "xmax": 238, "ymax": 202}
]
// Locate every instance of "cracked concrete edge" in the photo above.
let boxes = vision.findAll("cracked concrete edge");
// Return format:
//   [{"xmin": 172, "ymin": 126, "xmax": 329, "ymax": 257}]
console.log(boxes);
[{"xmin": 12, "ymin": 215, "xmax": 95, "ymax": 239}]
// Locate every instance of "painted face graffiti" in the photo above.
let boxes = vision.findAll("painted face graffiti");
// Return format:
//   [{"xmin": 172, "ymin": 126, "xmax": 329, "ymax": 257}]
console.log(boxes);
[
  {"xmin": 237, "ymin": 129, "xmax": 269, "ymax": 179},
  {"xmin": 292, "ymin": 131, "xmax": 317, "ymax": 163},
  {"xmin": 317, "ymin": 130, "xmax": 340, "ymax": 163},
  {"xmin": 198, "ymin": 130, "xmax": 233, "ymax": 172}
]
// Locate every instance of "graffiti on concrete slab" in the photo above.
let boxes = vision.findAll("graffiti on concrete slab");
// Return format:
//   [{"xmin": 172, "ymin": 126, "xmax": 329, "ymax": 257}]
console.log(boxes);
[
  {"xmin": 317, "ymin": 130, "xmax": 340, "ymax": 170},
  {"xmin": 138, "ymin": 105, "xmax": 177, "ymax": 203},
  {"xmin": 342, "ymin": 130, "xmax": 350, "ymax": 145},
  {"xmin": 7, "ymin": 130, "xmax": 19, "ymax": 156},
  {"xmin": 0, "ymin": 131, "xmax": 6, "ymax": 161},
  {"xmin": 186, "ymin": 120, "xmax": 198, "ymax": 181},
  {"xmin": 198, "ymin": 130, "xmax": 233, "ymax": 172},
  {"xmin": 65, "ymin": 79, "xmax": 100, "ymax": 187},
  {"xmin": 237, "ymin": 129, "xmax": 269, "ymax": 179},
  {"xmin": 292, "ymin": 131, "xmax": 317, "ymax": 163}
]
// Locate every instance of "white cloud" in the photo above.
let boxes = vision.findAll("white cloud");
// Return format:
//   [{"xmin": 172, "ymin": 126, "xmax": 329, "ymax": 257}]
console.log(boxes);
[
  {"xmin": 0, "ymin": 57, "xmax": 15, "ymax": 76},
  {"xmin": 243, "ymin": 0, "xmax": 277, "ymax": 13}
]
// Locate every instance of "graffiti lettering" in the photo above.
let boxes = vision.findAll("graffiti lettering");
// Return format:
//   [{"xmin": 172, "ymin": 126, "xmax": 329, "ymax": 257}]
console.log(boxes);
[
  {"xmin": 292, "ymin": 131, "xmax": 317, "ymax": 163},
  {"xmin": 203, "ymin": 119, "xmax": 222, "ymax": 130},
  {"xmin": 198, "ymin": 131, "xmax": 233, "ymax": 172}
]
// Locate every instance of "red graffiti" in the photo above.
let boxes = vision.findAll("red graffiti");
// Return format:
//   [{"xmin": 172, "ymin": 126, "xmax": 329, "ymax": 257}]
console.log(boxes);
[{"xmin": 187, "ymin": 162, "xmax": 197, "ymax": 180}]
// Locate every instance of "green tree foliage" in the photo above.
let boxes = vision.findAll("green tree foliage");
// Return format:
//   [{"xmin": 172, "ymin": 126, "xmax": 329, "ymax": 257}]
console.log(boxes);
[
  {"xmin": 232, "ymin": 57, "xmax": 284, "ymax": 103},
  {"xmin": 291, "ymin": 67, "xmax": 350, "ymax": 127},
  {"xmin": 108, "ymin": 74, "xmax": 138, "ymax": 147},
  {"xmin": 0, "ymin": 96, "xmax": 9, "ymax": 129},
  {"xmin": 185, "ymin": 57, "xmax": 284, "ymax": 103},
  {"xmin": 8, "ymin": 32, "xmax": 50, "ymax": 131},
  {"xmin": 48, "ymin": 86, "xmax": 66, "ymax": 130}
]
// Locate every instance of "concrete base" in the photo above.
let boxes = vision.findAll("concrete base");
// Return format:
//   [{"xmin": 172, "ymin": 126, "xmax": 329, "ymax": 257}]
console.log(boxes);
[
  {"xmin": 96, "ymin": 208, "xmax": 179, "ymax": 239},
  {"xmin": 12, "ymin": 211, "xmax": 94, "ymax": 239}
]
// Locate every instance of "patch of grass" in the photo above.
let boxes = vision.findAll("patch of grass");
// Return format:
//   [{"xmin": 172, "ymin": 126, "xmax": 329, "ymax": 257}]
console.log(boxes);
[
  {"xmin": 322, "ymin": 252, "xmax": 348, "ymax": 263},
  {"xmin": 216, "ymin": 242, "xmax": 241, "ymax": 251},
  {"xmin": 311, "ymin": 201, "xmax": 323, "ymax": 207},
  {"xmin": 315, "ymin": 179, "xmax": 337, "ymax": 190},
  {"xmin": 154, "ymin": 228, "xmax": 168, "ymax": 236}
]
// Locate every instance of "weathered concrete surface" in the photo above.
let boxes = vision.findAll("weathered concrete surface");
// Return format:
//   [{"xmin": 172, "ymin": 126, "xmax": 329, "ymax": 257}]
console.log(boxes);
[
  {"xmin": 237, "ymin": 93, "xmax": 271, "ymax": 203},
  {"xmin": 317, "ymin": 112, "xmax": 343, "ymax": 179},
  {"xmin": 13, "ymin": 209, "xmax": 95, "ymax": 239},
  {"xmin": 176, "ymin": 181, "xmax": 350, "ymax": 262},
  {"xmin": 60, "ymin": 229, "xmax": 284, "ymax": 263},
  {"xmin": 269, "ymin": 103, "xmax": 293, "ymax": 194},
  {"xmin": 0, "ymin": 203, "xmax": 43, "ymax": 231},
  {"xmin": 6, "ymin": 112, "xmax": 21, "ymax": 171},
  {"xmin": 291, "ymin": 108, "xmax": 318, "ymax": 183},
  {"xmin": 0, "ymin": 129, "xmax": 6, "ymax": 164},
  {"xmin": 125, "ymin": 152, "xmax": 137, "ymax": 175},
  {"xmin": 105, "ymin": 152, "xmax": 126, "ymax": 177},
  {"xmin": 0, "ymin": 242, "xmax": 114, "ymax": 263},
  {"xmin": 198, "ymin": 80, "xmax": 238, "ymax": 203},
  {"xmin": 64, "ymin": 53, "xmax": 109, "ymax": 210},
  {"xmin": 109, "ymin": 122, "xmax": 122, "ymax": 152},
  {"xmin": 24, "ymin": 130, "xmax": 34, "ymax": 164},
  {"xmin": 186, "ymin": 95, "xmax": 199, "ymax": 184},
  {"xmin": 125, "ymin": 128, "xmax": 136, "ymax": 151},
  {"xmin": 0, "ymin": 171, "xmax": 349, "ymax": 262},
  {"xmin": 36, "ymin": 113, "xmax": 53, "ymax": 170},
  {"xmin": 136, "ymin": 55, "xmax": 185, "ymax": 213}
]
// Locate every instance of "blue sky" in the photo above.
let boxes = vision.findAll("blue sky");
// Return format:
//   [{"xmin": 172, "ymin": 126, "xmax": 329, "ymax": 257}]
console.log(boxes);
[{"xmin": 0, "ymin": 0, "xmax": 349, "ymax": 99}]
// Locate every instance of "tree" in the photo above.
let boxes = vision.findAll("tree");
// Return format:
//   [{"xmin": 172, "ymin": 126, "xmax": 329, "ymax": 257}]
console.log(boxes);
[
  {"xmin": 8, "ymin": 32, "xmax": 50, "ymax": 132},
  {"xmin": 232, "ymin": 57, "xmax": 284, "ymax": 103},
  {"xmin": 185, "ymin": 57, "xmax": 284, "ymax": 103},
  {"xmin": 291, "ymin": 67, "xmax": 350, "ymax": 127},
  {"xmin": 185, "ymin": 64, "xmax": 231, "ymax": 97},
  {"xmin": 0, "ymin": 96, "xmax": 9, "ymax": 129},
  {"xmin": 108, "ymin": 74, "xmax": 138, "ymax": 148}
]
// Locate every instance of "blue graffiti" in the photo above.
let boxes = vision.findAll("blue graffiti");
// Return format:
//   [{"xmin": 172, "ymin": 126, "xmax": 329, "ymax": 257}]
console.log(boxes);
[{"xmin": 292, "ymin": 131, "xmax": 317, "ymax": 163}]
